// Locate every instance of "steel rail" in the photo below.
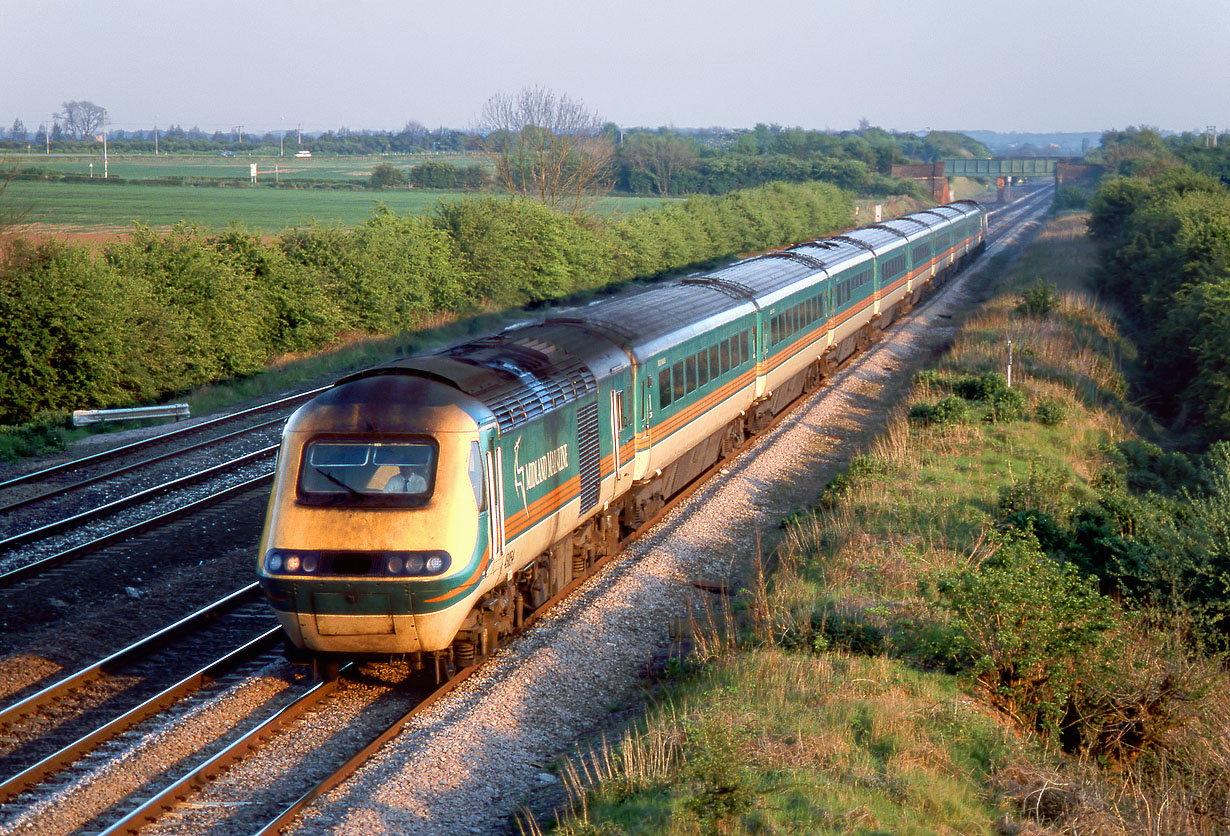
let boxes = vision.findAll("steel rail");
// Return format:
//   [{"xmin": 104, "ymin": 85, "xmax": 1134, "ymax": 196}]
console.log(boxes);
[
  {"xmin": 0, "ymin": 415, "xmax": 285, "ymax": 516},
  {"xmin": 0, "ymin": 473, "xmax": 273, "ymax": 590},
  {"xmin": 0, "ymin": 584, "xmax": 263, "ymax": 726},
  {"xmin": 0, "ymin": 385, "xmax": 326, "ymax": 492},
  {"xmin": 0, "ymin": 445, "xmax": 277, "ymax": 552},
  {"xmin": 96, "ymin": 670, "xmax": 349, "ymax": 836},
  {"xmin": 0, "ymin": 628, "xmax": 281, "ymax": 804}
]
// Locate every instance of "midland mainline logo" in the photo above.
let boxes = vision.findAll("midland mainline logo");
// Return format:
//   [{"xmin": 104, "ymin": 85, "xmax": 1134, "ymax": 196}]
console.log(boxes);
[{"xmin": 513, "ymin": 437, "xmax": 569, "ymax": 510}]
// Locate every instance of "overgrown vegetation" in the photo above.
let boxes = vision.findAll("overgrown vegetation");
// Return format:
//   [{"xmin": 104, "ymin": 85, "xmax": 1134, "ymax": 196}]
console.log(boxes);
[
  {"xmin": 1089, "ymin": 164, "xmax": 1230, "ymax": 438},
  {"xmin": 0, "ymin": 181, "xmax": 851, "ymax": 430},
  {"xmin": 535, "ymin": 214, "xmax": 1230, "ymax": 835}
]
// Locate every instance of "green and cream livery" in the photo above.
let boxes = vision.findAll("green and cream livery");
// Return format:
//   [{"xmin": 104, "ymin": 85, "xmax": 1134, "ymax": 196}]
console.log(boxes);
[{"xmin": 257, "ymin": 200, "xmax": 987, "ymax": 668}]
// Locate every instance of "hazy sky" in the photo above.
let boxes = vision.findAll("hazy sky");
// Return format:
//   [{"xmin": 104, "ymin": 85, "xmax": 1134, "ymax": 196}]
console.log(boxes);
[{"xmin": 4, "ymin": 0, "xmax": 1228, "ymax": 136}]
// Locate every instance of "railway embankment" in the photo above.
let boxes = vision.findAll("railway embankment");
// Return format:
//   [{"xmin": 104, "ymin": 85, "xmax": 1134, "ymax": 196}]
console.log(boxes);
[{"xmin": 535, "ymin": 213, "xmax": 1230, "ymax": 835}]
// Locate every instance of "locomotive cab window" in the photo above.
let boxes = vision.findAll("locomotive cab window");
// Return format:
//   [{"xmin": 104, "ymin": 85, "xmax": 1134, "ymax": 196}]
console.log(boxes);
[{"xmin": 297, "ymin": 439, "xmax": 438, "ymax": 506}]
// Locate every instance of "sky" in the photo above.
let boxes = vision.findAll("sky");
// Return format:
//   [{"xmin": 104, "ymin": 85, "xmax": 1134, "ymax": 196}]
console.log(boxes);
[{"xmin": 3, "ymin": 0, "xmax": 1228, "ymax": 137}]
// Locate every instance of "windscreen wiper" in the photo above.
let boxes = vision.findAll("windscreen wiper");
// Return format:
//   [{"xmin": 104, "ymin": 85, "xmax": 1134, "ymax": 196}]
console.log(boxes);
[{"xmin": 313, "ymin": 466, "xmax": 362, "ymax": 497}]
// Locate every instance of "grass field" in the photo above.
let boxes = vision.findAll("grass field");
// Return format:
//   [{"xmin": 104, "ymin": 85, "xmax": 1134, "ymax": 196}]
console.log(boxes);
[
  {"xmin": 0, "ymin": 151, "xmax": 482, "ymax": 182},
  {"xmin": 2, "ymin": 169, "xmax": 671, "ymax": 233}
]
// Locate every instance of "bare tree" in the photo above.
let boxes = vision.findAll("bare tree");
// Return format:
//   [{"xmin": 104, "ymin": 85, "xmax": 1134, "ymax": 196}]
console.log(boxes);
[
  {"xmin": 58, "ymin": 100, "xmax": 106, "ymax": 140},
  {"xmin": 624, "ymin": 131, "xmax": 698, "ymax": 196},
  {"xmin": 478, "ymin": 86, "xmax": 613, "ymax": 213}
]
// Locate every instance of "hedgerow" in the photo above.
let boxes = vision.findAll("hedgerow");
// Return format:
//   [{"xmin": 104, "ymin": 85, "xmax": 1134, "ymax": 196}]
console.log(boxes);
[{"xmin": 0, "ymin": 180, "xmax": 852, "ymax": 425}]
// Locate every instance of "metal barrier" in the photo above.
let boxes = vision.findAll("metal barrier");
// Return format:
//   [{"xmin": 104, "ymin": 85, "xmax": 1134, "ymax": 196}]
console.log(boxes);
[{"xmin": 72, "ymin": 404, "xmax": 191, "ymax": 427}]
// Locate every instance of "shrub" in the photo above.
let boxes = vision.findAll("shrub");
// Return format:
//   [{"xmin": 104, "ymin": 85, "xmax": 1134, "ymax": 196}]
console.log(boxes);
[
  {"xmin": 908, "ymin": 395, "xmax": 970, "ymax": 427},
  {"xmin": 998, "ymin": 460, "xmax": 1072, "ymax": 520},
  {"xmin": 932, "ymin": 395, "xmax": 971, "ymax": 426},
  {"xmin": 937, "ymin": 531, "xmax": 1116, "ymax": 738},
  {"xmin": 369, "ymin": 163, "xmax": 408, "ymax": 189},
  {"xmin": 953, "ymin": 371, "xmax": 1008, "ymax": 402},
  {"xmin": 1052, "ymin": 184, "xmax": 1088, "ymax": 210},
  {"xmin": 1017, "ymin": 279, "xmax": 1060, "ymax": 318},
  {"xmin": 986, "ymin": 387, "xmax": 1027, "ymax": 423},
  {"xmin": 1034, "ymin": 396, "xmax": 1068, "ymax": 426}
]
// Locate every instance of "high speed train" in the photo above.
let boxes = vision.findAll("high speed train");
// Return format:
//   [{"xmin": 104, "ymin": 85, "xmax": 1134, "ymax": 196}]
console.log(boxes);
[{"xmin": 256, "ymin": 200, "xmax": 987, "ymax": 676}]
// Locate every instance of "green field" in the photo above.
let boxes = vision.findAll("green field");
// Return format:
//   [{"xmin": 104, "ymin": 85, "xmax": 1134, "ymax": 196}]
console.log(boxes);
[
  {"xmin": 2, "ymin": 155, "xmax": 671, "ymax": 232},
  {"xmin": 1, "ymin": 151, "xmax": 481, "ymax": 182}
]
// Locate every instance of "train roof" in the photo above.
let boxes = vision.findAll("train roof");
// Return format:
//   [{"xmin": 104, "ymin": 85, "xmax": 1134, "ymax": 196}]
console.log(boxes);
[
  {"xmin": 546, "ymin": 281, "xmax": 753, "ymax": 360},
  {"xmin": 336, "ymin": 323, "xmax": 625, "ymax": 434},
  {"xmin": 839, "ymin": 224, "xmax": 913, "ymax": 253}
]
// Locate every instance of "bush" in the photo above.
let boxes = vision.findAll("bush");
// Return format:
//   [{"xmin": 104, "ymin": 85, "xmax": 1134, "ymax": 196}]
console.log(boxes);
[
  {"xmin": 987, "ymin": 387, "xmax": 1027, "ymax": 423},
  {"xmin": 998, "ymin": 460, "xmax": 1073, "ymax": 520},
  {"xmin": 369, "ymin": 163, "xmax": 408, "ymax": 189},
  {"xmin": 933, "ymin": 395, "xmax": 971, "ymax": 425},
  {"xmin": 1017, "ymin": 279, "xmax": 1060, "ymax": 318},
  {"xmin": 1052, "ymin": 184, "xmax": 1088, "ymax": 210},
  {"xmin": 938, "ymin": 531, "xmax": 1116, "ymax": 738},
  {"xmin": 1034, "ymin": 396, "xmax": 1068, "ymax": 426},
  {"xmin": 908, "ymin": 395, "xmax": 970, "ymax": 427},
  {"xmin": 953, "ymin": 371, "xmax": 1009, "ymax": 402}
]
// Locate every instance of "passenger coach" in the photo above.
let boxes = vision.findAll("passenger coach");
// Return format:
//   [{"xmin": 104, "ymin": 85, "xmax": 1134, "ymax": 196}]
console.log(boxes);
[{"xmin": 257, "ymin": 200, "xmax": 986, "ymax": 676}]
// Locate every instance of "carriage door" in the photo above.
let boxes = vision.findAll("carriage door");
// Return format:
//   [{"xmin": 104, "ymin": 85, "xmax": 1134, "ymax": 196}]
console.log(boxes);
[
  {"xmin": 484, "ymin": 436, "xmax": 506, "ymax": 575},
  {"xmin": 611, "ymin": 387, "xmax": 632, "ymax": 484},
  {"xmin": 634, "ymin": 374, "xmax": 653, "ymax": 481}
]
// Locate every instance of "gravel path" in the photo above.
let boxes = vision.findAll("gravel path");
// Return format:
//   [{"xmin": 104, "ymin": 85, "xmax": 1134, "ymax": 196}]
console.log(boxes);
[{"xmin": 273, "ymin": 216, "xmax": 1038, "ymax": 836}]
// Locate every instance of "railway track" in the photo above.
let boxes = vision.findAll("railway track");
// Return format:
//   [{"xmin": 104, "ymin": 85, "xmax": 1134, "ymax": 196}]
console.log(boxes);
[
  {"xmin": 0, "ymin": 190, "xmax": 1053, "ymax": 836},
  {"xmin": 0, "ymin": 387, "xmax": 325, "ymax": 499}
]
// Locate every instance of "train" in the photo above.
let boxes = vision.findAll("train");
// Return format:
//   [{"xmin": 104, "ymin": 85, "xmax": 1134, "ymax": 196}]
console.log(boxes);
[{"xmin": 256, "ymin": 199, "xmax": 987, "ymax": 677}]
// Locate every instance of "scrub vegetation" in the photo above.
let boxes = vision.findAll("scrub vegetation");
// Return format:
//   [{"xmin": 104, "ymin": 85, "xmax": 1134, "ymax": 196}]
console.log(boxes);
[
  {"xmin": 533, "ymin": 212, "xmax": 1230, "ymax": 835},
  {"xmin": 0, "ymin": 181, "xmax": 852, "ymax": 451}
]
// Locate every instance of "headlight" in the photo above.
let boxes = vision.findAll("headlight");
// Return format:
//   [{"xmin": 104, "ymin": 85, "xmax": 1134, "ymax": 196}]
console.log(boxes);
[{"xmin": 265, "ymin": 549, "xmax": 450, "ymax": 576}]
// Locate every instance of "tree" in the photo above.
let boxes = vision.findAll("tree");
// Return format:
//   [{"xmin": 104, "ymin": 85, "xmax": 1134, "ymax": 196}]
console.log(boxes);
[
  {"xmin": 58, "ymin": 100, "xmax": 106, "ymax": 140},
  {"xmin": 370, "ymin": 163, "xmax": 408, "ymax": 189},
  {"xmin": 623, "ymin": 132, "xmax": 698, "ymax": 195},
  {"xmin": 9, "ymin": 119, "xmax": 25, "ymax": 142},
  {"xmin": 477, "ymin": 86, "xmax": 614, "ymax": 213}
]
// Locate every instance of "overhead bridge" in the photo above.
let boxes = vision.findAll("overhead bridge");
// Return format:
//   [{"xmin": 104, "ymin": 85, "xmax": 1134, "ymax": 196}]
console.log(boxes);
[{"xmin": 891, "ymin": 157, "xmax": 1098, "ymax": 202}]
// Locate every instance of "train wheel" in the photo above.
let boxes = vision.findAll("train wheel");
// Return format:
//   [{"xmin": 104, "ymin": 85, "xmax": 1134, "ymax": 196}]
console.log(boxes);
[{"xmin": 802, "ymin": 363, "xmax": 822, "ymax": 394}]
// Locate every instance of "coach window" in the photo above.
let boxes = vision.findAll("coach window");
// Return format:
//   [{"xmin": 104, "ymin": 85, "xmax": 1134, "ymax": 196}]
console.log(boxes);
[
  {"xmin": 770, "ymin": 316, "xmax": 779, "ymax": 346},
  {"xmin": 658, "ymin": 369, "xmax": 672, "ymax": 408},
  {"xmin": 741, "ymin": 330, "xmax": 750, "ymax": 363},
  {"xmin": 697, "ymin": 350, "xmax": 709, "ymax": 386},
  {"xmin": 709, "ymin": 345, "xmax": 721, "ymax": 379},
  {"xmin": 686, "ymin": 356, "xmax": 697, "ymax": 393},
  {"xmin": 672, "ymin": 361, "xmax": 686, "ymax": 402},
  {"xmin": 720, "ymin": 340, "xmax": 731, "ymax": 374}
]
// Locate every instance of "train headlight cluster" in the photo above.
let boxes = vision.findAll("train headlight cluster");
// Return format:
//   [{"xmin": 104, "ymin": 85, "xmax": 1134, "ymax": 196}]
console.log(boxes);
[
  {"xmin": 385, "ymin": 551, "xmax": 450, "ymax": 576},
  {"xmin": 263, "ymin": 549, "xmax": 450, "ymax": 577}
]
